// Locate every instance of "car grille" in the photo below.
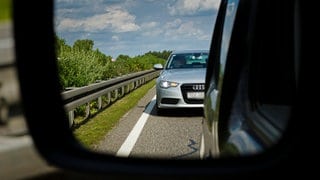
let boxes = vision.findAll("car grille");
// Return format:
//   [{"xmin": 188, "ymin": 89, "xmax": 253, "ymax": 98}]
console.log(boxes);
[
  {"xmin": 180, "ymin": 83, "xmax": 205, "ymax": 104},
  {"xmin": 161, "ymin": 98, "xmax": 179, "ymax": 104}
]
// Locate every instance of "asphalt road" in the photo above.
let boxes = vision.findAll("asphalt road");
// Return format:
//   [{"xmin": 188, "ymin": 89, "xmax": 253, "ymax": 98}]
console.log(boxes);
[{"xmin": 94, "ymin": 87, "xmax": 204, "ymax": 160}]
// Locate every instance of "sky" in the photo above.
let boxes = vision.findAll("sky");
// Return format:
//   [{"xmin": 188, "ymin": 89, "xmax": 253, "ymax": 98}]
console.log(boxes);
[{"xmin": 54, "ymin": 0, "xmax": 220, "ymax": 59}]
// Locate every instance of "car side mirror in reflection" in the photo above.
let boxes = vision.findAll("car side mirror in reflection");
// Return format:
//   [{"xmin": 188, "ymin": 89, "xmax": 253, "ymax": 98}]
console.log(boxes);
[
  {"xmin": 153, "ymin": 64, "xmax": 164, "ymax": 70},
  {"xmin": 11, "ymin": 0, "xmax": 309, "ymax": 178}
]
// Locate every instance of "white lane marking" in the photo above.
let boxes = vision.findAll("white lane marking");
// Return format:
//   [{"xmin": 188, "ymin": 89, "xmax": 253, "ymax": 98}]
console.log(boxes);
[
  {"xmin": 0, "ymin": 38, "xmax": 13, "ymax": 49},
  {"xmin": 0, "ymin": 136, "xmax": 32, "ymax": 153},
  {"xmin": 116, "ymin": 95, "xmax": 156, "ymax": 157}
]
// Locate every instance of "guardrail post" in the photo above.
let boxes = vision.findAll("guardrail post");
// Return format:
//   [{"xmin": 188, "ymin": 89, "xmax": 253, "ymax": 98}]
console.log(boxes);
[
  {"xmin": 111, "ymin": 89, "xmax": 118, "ymax": 102},
  {"xmin": 85, "ymin": 102, "xmax": 90, "ymax": 119},
  {"xmin": 114, "ymin": 89, "xmax": 118, "ymax": 100},
  {"xmin": 119, "ymin": 86, "xmax": 124, "ymax": 98},
  {"xmin": 125, "ymin": 84, "xmax": 129, "ymax": 94},
  {"xmin": 98, "ymin": 97, "xmax": 102, "ymax": 110},
  {"xmin": 130, "ymin": 82, "xmax": 134, "ymax": 91},
  {"xmin": 68, "ymin": 110, "xmax": 74, "ymax": 127},
  {"xmin": 106, "ymin": 92, "xmax": 111, "ymax": 105}
]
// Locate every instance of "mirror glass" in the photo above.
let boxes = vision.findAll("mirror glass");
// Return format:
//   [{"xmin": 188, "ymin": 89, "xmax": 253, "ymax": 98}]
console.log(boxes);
[{"xmin": 54, "ymin": 0, "xmax": 220, "ymax": 159}]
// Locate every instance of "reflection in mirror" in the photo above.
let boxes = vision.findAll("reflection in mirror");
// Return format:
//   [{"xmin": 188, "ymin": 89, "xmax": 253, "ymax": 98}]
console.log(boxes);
[{"xmin": 54, "ymin": 0, "xmax": 220, "ymax": 159}]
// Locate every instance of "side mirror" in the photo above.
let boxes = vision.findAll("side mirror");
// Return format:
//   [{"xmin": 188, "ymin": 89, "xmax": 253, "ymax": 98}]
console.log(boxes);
[
  {"xmin": 153, "ymin": 64, "xmax": 163, "ymax": 70},
  {"xmin": 10, "ymin": 0, "xmax": 309, "ymax": 178}
]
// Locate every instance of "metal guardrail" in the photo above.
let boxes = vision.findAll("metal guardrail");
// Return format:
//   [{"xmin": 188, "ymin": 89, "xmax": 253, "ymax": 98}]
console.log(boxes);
[{"xmin": 61, "ymin": 69, "xmax": 160, "ymax": 126}]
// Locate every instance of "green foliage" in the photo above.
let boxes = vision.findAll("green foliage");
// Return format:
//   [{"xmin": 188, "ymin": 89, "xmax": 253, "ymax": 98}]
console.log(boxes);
[
  {"xmin": 56, "ymin": 35, "xmax": 167, "ymax": 89},
  {"xmin": 57, "ymin": 48, "xmax": 112, "ymax": 88},
  {"xmin": 73, "ymin": 39, "xmax": 94, "ymax": 52},
  {"xmin": 145, "ymin": 50, "xmax": 172, "ymax": 60}
]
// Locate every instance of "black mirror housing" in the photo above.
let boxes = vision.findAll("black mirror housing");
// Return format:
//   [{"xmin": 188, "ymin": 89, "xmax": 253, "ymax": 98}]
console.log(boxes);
[{"xmin": 11, "ymin": 0, "xmax": 310, "ymax": 178}]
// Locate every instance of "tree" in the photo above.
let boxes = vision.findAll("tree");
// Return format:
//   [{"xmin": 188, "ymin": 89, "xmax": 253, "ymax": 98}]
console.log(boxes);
[
  {"xmin": 55, "ymin": 35, "xmax": 70, "ymax": 55},
  {"xmin": 145, "ymin": 50, "xmax": 172, "ymax": 60},
  {"xmin": 116, "ymin": 54, "xmax": 130, "ymax": 61},
  {"xmin": 73, "ymin": 39, "xmax": 94, "ymax": 52}
]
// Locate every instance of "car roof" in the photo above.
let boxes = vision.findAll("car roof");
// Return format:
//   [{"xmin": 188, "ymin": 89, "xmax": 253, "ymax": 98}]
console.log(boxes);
[{"xmin": 171, "ymin": 50, "xmax": 209, "ymax": 54}]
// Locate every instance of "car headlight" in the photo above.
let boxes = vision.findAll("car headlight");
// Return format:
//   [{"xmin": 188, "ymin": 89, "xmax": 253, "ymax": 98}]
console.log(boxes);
[{"xmin": 159, "ymin": 80, "xmax": 179, "ymax": 88}]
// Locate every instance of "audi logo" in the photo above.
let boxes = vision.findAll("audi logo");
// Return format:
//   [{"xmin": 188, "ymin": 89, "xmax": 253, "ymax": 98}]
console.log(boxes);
[{"xmin": 192, "ymin": 84, "xmax": 205, "ymax": 91}]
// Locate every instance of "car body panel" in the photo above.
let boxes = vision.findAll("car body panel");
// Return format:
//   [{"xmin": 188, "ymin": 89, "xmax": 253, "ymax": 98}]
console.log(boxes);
[
  {"xmin": 159, "ymin": 69, "xmax": 206, "ymax": 84},
  {"xmin": 202, "ymin": 0, "xmax": 298, "ymax": 159}
]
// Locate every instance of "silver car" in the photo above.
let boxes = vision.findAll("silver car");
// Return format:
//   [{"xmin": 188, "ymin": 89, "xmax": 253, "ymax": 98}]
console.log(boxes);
[{"xmin": 154, "ymin": 50, "xmax": 208, "ymax": 111}]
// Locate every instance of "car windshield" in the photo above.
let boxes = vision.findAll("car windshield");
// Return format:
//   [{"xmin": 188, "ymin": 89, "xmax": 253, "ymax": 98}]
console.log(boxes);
[{"xmin": 166, "ymin": 53, "xmax": 208, "ymax": 69}]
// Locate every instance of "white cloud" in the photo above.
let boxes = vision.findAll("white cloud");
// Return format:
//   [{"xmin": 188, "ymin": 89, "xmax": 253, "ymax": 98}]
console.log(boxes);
[
  {"xmin": 142, "ymin": 29, "xmax": 163, "ymax": 37},
  {"xmin": 55, "ymin": 0, "xmax": 103, "ymax": 3},
  {"xmin": 165, "ymin": 21, "xmax": 197, "ymax": 37},
  {"xmin": 141, "ymin": 21, "xmax": 158, "ymax": 29},
  {"xmin": 55, "ymin": 0, "xmax": 79, "ymax": 3},
  {"xmin": 168, "ymin": 0, "xmax": 220, "ymax": 16},
  {"xmin": 140, "ymin": 21, "xmax": 163, "ymax": 37},
  {"xmin": 163, "ymin": 19, "xmax": 211, "ymax": 40},
  {"xmin": 140, "ymin": 18, "xmax": 211, "ymax": 40},
  {"xmin": 57, "ymin": 6, "xmax": 140, "ymax": 33},
  {"xmin": 165, "ymin": 19, "xmax": 183, "ymax": 29},
  {"xmin": 112, "ymin": 35, "xmax": 120, "ymax": 41}
]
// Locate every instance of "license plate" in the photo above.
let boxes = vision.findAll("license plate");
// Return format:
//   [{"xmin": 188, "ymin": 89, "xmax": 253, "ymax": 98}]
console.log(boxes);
[{"xmin": 187, "ymin": 92, "xmax": 204, "ymax": 99}]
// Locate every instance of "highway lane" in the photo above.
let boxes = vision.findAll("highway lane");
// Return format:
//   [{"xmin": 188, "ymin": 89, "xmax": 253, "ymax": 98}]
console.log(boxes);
[{"xmin": 95, "ymin": 87, "xmax": 204, "ymax": 159}]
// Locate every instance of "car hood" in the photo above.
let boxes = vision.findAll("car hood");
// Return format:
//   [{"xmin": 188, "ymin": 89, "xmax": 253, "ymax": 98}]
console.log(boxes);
[{"xmin": 159, "ymin": 68, "xmax": 206, "ymax": 83}]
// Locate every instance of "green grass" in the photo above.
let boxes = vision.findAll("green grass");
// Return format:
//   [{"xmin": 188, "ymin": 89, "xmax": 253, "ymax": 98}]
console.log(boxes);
[
  {"xmin": 73, "ymin": 79, "xmax": 156, "ymax": 148},
  {"xmin": 0, "ymin": 0, "xmax": 11, "ymax": 22}
]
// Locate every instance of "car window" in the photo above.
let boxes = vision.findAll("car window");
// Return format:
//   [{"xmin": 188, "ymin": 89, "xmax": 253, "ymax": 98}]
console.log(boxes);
[{"xmin": 166, "ymin": 53, "xmax": 208, "ymax": 69}]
